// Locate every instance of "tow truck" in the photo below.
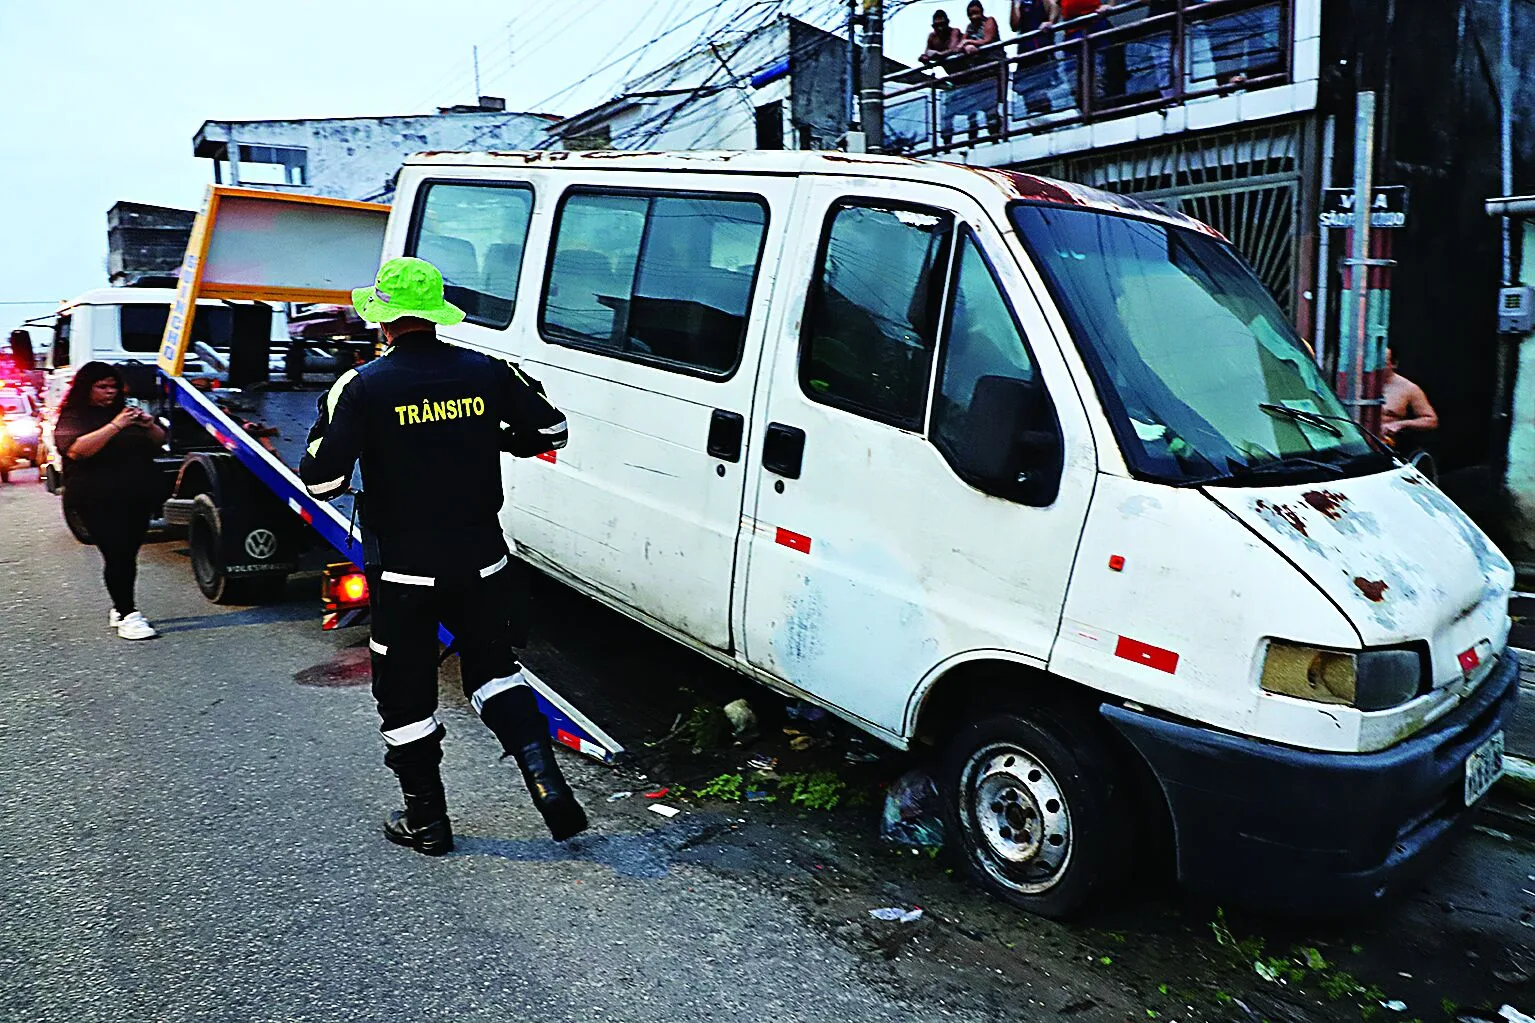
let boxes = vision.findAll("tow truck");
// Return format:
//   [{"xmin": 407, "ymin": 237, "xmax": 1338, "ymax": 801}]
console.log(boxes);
[{"xmin": 143, "ymin": 186, "xmax": 621, "ymax": 764}]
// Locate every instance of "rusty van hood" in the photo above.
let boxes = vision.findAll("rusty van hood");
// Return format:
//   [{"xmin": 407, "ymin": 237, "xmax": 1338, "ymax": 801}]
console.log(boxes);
[{"xmin": 1203, "ymin": 466, "xmax": 1513, "ymax": 687}]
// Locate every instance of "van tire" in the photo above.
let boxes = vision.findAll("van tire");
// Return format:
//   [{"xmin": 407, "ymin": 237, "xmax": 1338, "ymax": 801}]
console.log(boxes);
[{"xmin": 939, "ymin": 707, "xmax": 1131, "ymax": 919}]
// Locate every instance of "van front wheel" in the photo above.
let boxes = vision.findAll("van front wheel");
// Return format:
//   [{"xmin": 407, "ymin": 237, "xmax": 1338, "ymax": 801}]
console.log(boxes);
[{"xmin": 940, "ymin": 708, "xmax": 1130, "ymax": 919}]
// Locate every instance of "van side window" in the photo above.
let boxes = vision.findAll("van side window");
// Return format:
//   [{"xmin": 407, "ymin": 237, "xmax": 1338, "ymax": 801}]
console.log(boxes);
[
  {"xmin": 931, "ymin": 230, "xmax": 1061, "ymax": 505},
  {"xmin": 121, "ymin": 306, "xmax": 172, "ymax": 353},
  {"xmin": 541, "ymin": 190, "xmax": 768, "ymax": 377},
  {"xmin": 52, "ymin": 315, "xmax": 71, "ymax": 369},
  {"xmin": 407, "ymin": 182, "xmax": 534, "ymax": 330},
  {"xmin": 801, "ymin": 202, "xmax": 953, "ymax": 429}
]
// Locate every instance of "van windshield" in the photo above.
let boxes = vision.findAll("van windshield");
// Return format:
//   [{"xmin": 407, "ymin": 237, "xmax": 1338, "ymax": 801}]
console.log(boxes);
[{"xmin": 1011, "ymin": 204, "xmax": 1390, "ymax": 485}]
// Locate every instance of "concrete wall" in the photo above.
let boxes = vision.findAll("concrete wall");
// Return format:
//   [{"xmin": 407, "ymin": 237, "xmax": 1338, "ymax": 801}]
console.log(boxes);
[{"xmin": 199, "ymin": 112, "xmax": 553, "ymax": 202}]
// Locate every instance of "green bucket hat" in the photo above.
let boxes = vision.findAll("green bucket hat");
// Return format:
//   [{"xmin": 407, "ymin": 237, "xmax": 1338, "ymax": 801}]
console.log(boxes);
[{"xmin": 352, "ymin": 256, "xmax": 465, "ymax": 325}]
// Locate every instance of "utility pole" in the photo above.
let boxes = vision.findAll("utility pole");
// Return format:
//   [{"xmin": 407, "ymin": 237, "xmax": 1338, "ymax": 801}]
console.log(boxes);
[
  {"xmin": 1338, "ymin": 90, "xmax": 1377, "ymax": 428},
  {"xmin": 847, "ymin": 0, "xmax": 861, "ymax": 134},
  {"xmin": 473, "ymin": 45, "xmax": 481, "ymax": 101},
  {"xmin": 859, "ymin": 0, "xmax": 884, "ymax": 154}
]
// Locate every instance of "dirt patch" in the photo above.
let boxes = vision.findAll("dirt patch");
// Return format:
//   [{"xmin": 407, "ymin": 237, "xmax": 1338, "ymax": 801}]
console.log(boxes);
[{"xmin": 293, "ymin": 643, "xmax": 371, "ymax": 687}]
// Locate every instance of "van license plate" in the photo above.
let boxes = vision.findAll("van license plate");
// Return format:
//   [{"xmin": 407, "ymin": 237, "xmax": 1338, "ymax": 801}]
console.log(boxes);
[{"xmin": 1464, "ymin": 731, "xmax": 1505, "ymax": 806}]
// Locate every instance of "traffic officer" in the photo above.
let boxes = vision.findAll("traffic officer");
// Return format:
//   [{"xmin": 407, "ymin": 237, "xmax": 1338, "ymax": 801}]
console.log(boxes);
[{"xmin": 299, "ymin": 256, "xmax": 587, "ymax": 854}]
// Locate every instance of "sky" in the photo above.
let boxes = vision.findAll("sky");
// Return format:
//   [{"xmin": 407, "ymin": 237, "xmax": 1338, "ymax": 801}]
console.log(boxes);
[{"xmin": 0, "ymin": 0, "xmax": 944, "ymax": 332}]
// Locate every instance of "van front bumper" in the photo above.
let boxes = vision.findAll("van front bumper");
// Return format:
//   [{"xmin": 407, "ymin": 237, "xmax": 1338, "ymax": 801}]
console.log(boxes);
[{"xmin": 1101, "ymin": 650, "xmax": 1521, "ymax": 915}]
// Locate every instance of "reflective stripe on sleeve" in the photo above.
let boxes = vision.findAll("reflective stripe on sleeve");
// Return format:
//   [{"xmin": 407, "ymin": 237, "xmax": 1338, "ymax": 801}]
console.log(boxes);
[
  {"xmin": 538, "ymin": 419, "xmax": 567, "ymax": 435},
  {"xmin": 325, "ymin": 368, "xmax": 359, "ymax": 420},
  {"xmin": 307, "ymin": 477, "xmax": 346, "ymax": 497},
  {"xmin": 470, "ymin": 672, "xmax": 528, "ymax": 715},
  {"xmin": 381, "ymin": 716, "xmax": 440, "ymax": 747},
  {"xmin": 369, "ymin": 638, "xmax": 388, "ymax": 655},
  {"xmin": 379, "ymin": 570, "xmax": 434, "ymax": 587},
  {"xmin": 480, "ymin": 556, "xmax": 508, "ymax": 578}
]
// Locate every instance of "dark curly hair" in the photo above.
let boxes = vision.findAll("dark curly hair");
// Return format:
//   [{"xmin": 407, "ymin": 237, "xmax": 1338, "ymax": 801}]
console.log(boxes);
[{"xmin": 59, "ymin": 361, "xmax": 127, "ymax": 416}]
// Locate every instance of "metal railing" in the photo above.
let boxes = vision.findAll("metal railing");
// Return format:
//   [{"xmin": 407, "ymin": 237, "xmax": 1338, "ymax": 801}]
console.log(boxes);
[{"xmin": 883, "ymin": 0, "xmax": 1291, "ymax": 157}]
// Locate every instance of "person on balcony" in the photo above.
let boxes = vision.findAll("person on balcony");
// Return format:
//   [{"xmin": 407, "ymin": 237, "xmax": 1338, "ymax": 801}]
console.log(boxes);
[
  {"xmin": 1057, "ymin": 0, "xmax": 1127, "ymax": 108},
  {"xmin": 1010, "ymin": 0, "xmax": 1061, "ymax": 118},
  {"xmin": 935, "ymin": 1, "xmax": 1004, "ymax": 145},
  {"xmin": 920, "ymin": 9, "xmax": 964, "ymax": 63}
]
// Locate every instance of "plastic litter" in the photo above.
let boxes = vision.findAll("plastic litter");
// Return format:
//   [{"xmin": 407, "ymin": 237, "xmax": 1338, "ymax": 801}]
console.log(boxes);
[
  {"xmin": 881, "ymin": 769, "xmax": 946, "ymax": 848},
  {"xmin": 869, "ymin": 907, "xmax": 924, "ymax": 923},
  {"xmin": 786, "ymin": 701, "xmax": 827, "ymax": 722},
  {"xmin": 723, "ymin": 698, "xmax": 757, "ymax": 737},
  {"xmin": 1500, "ymin": 1006, "xmax": 1535, "ymax": 1023},
  {"xmin": 1380, "ymin": 1001, "xmax": 1407, "ymax": 1013},
  {"xmin": 790, "ymin": 735, "xmax": 817, "ymax": 751},
  {"xmin": 643, "ymin": 787, "xmax": 671, "ymax": 799},
  {"xmin": 606, "ymin": 791, "xmax": 634, "ymax": 802},
  {"xmin": 648, "ymin": 804, "xmax": 681, "ymax": 819},
  {"xmin": 746, "ymin": 789, "xmax": 772, "ymax": 802},
  {"xmin": 747, "ymin": 754, "xmax": 778, "ymax": 771}
]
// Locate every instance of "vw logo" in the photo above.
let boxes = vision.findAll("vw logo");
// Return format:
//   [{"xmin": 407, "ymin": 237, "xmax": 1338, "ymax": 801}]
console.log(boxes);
[{"xmin": 244, "ymin": 528, "xmax": 278, "ymax": 560}]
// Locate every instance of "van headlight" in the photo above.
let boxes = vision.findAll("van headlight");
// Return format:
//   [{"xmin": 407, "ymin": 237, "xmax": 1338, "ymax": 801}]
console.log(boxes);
[{"xmin": 1260, "ymin": 640, "xmax": 1425, "ymax": 711}]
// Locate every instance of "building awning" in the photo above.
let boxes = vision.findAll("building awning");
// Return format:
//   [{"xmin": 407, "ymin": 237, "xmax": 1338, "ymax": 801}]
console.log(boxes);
[{"xmin": 1486, "ymin": 196, "xmax": 1535, "ymax": 218}]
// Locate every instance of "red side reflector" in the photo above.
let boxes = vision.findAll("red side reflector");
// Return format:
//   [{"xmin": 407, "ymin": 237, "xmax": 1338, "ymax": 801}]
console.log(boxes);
[
  {"xmin": 1108, "ymin": 555, "xmax": 1125, "ymax": 572},
  {"xmin": 536, "ymin": 450, "xmax": 557, "ymax": 463},
  {"xmin": 1115, "ymin": 635, "xmax": 1179, "ymax": 674},
  {"xmin": 555, "ymin": 729, "xmax": 582, "ymax": 751},
  {"xmin": 774, "ymin": 527, "xmax": 811, "ymax": 554},
  {"xmin": 1458, "ymin": 647, "xmax": 1480, "ymax": 674}
]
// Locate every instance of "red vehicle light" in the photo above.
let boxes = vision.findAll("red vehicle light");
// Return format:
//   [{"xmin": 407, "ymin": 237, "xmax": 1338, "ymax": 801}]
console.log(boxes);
[{"xmin": 338, "ymin": 572, "xmax": 368, "ymax": 604}]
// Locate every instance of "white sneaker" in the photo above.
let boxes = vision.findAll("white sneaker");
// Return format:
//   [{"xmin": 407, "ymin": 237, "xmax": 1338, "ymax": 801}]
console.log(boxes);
[
  {"xmin": 109, "ymin": 609, "xmax": 121, "ymax": 630},
  {"xmin": 116, "ymin": 611, "xmax": 158, "ymax": 641}
]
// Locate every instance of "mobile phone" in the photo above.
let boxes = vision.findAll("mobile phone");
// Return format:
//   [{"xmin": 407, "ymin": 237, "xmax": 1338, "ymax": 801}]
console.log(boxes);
[{"xmin": 124, "ymin": 397, "xmax": 143, "ymax": 411}]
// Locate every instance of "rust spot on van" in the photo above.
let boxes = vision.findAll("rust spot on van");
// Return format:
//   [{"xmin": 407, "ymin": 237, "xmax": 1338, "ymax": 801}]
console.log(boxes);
[
  {"xmin": 1302, "ymin": 490, "xmax": 1348, "ymax": 519},
  {"xmin": 1257, "ymin": 499, "xmax": 1308, "ymax": 536},
  {"xmin": 1353, "ymin": 577, "xmax": 1389, "ymax": 602}
]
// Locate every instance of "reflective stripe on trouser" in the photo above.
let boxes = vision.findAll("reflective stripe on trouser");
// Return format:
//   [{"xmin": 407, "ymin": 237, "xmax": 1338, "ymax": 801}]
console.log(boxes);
[{"xmin": 366, "ymin": 561, "xmax": 550, "ymax": 757}]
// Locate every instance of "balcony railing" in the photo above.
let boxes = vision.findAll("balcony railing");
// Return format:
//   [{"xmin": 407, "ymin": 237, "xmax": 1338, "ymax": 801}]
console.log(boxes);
[{"xmin": 883, "ymin": 0, "xmax": 1291, "ymax": 157}]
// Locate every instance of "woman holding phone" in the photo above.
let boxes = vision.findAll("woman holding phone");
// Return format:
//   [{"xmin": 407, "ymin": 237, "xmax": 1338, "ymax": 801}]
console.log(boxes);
[{"xmin": 53, "ymin": 362, "xmax": 166, "ymax": 640}]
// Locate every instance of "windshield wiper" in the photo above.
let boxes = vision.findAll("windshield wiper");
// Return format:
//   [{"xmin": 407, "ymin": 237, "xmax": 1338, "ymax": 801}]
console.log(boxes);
[
  {"xmin": 1258, "ymin": 402, "xmax": 1341, "ymax": 436},
  {"xmin": 1175, "ymin": 453, "xmax": 1346, "ymax": 488},
  {"xmin": 1256, "ymin": 402, "xmax": 1397, "ymax": 458}
]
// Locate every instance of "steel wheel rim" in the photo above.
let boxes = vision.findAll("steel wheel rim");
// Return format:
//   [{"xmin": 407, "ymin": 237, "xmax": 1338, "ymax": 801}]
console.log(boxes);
[
  {"xmin": 190, "ymin": 518, "xmax": 217, "ymax": 588},
  {"xmin": 960, "ymin": 742, "xmax": 1072, "ymax": 895}
]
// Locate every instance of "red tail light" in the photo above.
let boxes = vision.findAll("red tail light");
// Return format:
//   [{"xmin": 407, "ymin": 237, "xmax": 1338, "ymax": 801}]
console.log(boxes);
[{"xmin": 339, "ymin": 572, "xmax": 368, "ymax": 604}]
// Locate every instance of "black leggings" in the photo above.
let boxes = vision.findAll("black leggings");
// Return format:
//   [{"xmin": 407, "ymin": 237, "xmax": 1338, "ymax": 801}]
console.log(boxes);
[{"xmin": 73, "ymin": 504, "xmax": 151, "ymax": 616}]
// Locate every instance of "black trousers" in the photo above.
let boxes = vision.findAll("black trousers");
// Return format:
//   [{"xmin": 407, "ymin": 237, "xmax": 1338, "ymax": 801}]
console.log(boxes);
[
  {"xmin": 366, "ymin": 562, "xmax": 546, "ymax": 782},
  {"xmin": 73, "ymin": 502, "xmax": 151, "ymax": 616}
]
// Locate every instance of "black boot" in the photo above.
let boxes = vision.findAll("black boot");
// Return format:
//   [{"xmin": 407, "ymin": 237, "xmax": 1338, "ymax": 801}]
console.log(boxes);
[
  {"xmin": 383, "ymin": 788, "xmax": 454, "ymax": 855},
  {"xmin": 509, "ymin": 738, "xmax": 588, "ymax": 842},
  {"xmin": 382, "ymin": 727, "xmax": 453, "ymax": 855}
]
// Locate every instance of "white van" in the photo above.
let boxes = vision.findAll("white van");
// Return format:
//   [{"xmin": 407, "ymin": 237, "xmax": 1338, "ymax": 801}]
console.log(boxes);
[{"xmin": 380, "ymin": 151, "xmax": 1517, "ymax": 917}]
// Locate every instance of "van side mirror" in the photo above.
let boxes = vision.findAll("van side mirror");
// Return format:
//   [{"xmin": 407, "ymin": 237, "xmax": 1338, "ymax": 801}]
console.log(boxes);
[{"xmin": 959, "ymin": 374, "xmax": 1062, "ymax": 505}]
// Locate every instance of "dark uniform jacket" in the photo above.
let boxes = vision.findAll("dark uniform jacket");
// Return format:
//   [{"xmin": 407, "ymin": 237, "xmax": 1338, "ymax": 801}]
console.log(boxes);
[{"xmin": 298, "ymin": 330, "xmax": 567, "ymax": 582}]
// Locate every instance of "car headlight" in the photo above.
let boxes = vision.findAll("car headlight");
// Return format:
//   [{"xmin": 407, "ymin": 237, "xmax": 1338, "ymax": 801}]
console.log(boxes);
[
  {"xmin": 6, "ymin": 418, "xmax": 38, "ymax": 439},
  {"xmin": 1260, "ymin": 640, "xmax": 1426, "ymax": 711}
]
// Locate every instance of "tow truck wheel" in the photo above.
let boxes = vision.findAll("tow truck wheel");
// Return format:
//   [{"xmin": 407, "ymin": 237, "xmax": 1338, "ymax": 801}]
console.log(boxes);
[
  {"xmin": 940, "ymin": 707, "xmax": 1131, "ymax": 919},
  {"xmin": 189, "ymin": 494, "xmax": 239, "ymax": 604}
]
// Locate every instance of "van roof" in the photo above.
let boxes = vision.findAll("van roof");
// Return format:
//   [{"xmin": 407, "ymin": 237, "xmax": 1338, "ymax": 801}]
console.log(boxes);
[{"xmin": 403, "ymin": 149, "xmax": 1223, "ymax": 239}]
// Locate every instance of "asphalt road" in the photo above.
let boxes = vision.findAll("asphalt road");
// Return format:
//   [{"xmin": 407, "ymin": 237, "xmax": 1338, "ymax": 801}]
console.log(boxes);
[{"xmin": 3, "ymin": 474, "xmax": 1534, "ymax": 1023}]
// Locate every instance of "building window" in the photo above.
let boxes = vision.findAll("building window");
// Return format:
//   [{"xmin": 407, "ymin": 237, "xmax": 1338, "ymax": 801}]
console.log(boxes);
[
  {"xmin": 407, "ymin": 182, "xmax": 536, "ymax": 329},
  {"xmin": 540, "ymin": 189, "xmax": 769, "ymax": 378},
  {"xmin": 216, "ymin": 144, "xmax": 308, "ymax": 186},
  {"xmin": 800, "ymin": 201, "xmax": 954, "ymax": 429}
]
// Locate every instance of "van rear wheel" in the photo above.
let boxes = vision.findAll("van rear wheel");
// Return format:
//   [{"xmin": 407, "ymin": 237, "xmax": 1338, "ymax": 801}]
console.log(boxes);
[{"xmin": 940, "ymin": 707, "xmax": 1131, "ymax": 919}]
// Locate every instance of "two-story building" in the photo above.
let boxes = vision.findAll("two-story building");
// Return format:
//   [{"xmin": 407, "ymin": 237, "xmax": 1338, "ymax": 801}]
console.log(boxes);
[{"xmin": 886, "ymin": 0, "xmax": 1534, "ymax": 550}]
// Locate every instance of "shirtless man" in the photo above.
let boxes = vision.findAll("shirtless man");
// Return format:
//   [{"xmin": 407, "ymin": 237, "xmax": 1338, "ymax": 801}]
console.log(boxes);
[
  {"xmin": 921, "ymin": 10, "xmax": 964, "ymax": 63},
  {"xmin": 1380, "ymin": 347, "xmax": 1438, "ymax": 447}
]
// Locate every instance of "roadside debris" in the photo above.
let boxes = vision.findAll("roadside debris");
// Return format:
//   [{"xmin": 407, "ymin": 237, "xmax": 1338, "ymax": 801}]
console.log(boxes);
[
  {"xmin": 881, "ymin": 769, "xmax": 946, "ymax": 848},
  {"xmin": 869, "ymin": 906, "xmax": 924, "ymax": 923},
  {"xmin": 1500, "ymin": 1006, "xmax": 1535, "ymax": 1023},
  {"xmin": 747, "ymin": 754, "xmax": 778, "ymax": 772},
  {"xmin": 785, "ymin": 701, "xmax": 827, "ymax": 722},
  {"xmin": 606, "ymin": 791, "xmax": 634, "ymax": 802},
  {"xmin": 723, "ymin": 698, "xmax": 757, "ymax": 739},
  {"xmin": 1380, "ymin": 999, "xmax": 1408, "ymax": 1012},
  {"xmin": 643, "ymin": 787, "xmax": 671, "ymax": 799},
  {"xmin": 648, "ymin": 803, "xmax": 681, "ymax": 819}
]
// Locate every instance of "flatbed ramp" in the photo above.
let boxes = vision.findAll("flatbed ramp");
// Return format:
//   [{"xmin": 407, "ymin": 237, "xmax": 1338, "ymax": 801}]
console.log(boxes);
[{"xmin": 156, "ymin": 186, "xmax": 623, "ymax": 764}]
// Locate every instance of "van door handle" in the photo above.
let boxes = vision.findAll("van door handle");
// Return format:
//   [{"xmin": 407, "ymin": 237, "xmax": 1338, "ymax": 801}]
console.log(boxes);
[
  {"xmin": 707, "ymin": 409, "xmax": 745, "ymax": 462},
  {"xmin": 762, "ymin": 423, "xmax": 806, "ymax": 479}
]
